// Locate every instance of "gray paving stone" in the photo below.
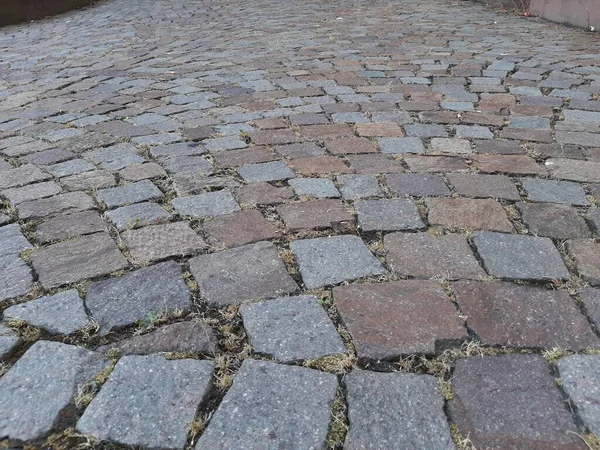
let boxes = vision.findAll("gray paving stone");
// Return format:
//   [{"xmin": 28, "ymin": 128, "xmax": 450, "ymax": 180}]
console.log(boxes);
[
  {"xmin": 386, "ymin": 173, "xmax": 451, "ymax": 197},
  {"xmin": 238, "ymin": 161, "xmax": 295, "ymax": 182},
  {"xmin": 0, "ymin": 254, "xmax": 34, "ymax": 302},
  {"xmin": 0, "ymin": 164, "xmax": 51, "ymax": 189},
  {"xmin": 405, "ymin": 124, "xmax": 448, "ymax": 138},
  {"xmin": 240, "ymin": 295, "xmax": 346, "ymax": 362},
  {"xmin": 203, "ymin": 135, "xmax": 247, "ymax": 151},
  {"xmin": 589, "ymin": 207, "xmax": 600, "ymax": 235},
  {"xmin": 36, "ymin": 210, "xmax": 105, "ymax": 244},
  {"xmin": 518, "ymin": 202, "xmax": 591, "ymax": 239},
  {"xmin": 31, "ymin": 232, "xmax": 128, "ymax": 289},
  {"xmin": 0, "ymin": 223, "xmax": 31, "ymax": 257},
  {"xmin": 195, "ymin": 359, "xmax": 337, "ymax": 450},
  {"xmin": 84, "ymin": 144, "xmax": 144, "ymax": 170},
  {"xmin": 558, "ymin": 355, "xmax": 600, "ymax": 436},
  {"xmin": 1, "ymin": 181, "xmax": 62, "ymax": 205},
  {"xmin": 377, "ymin": 137, "xmax": 425, "ymax": 154},
  {"xmin": 17, "ymin": 192, "xmax": 96, "ymax": 220},
  {"xmin": 104, "ymin": 202, "xmax": 172, "ymax": 231},
  {"xmin": 0, "ymin": 341, "xmax": 106, "ymax": 441},
  {"xmin": 77, "ymin": 355, "xmax": 214, "ymax": 449},
  {"xmin": 454, "ymin": 125, "xmax": 494, "ymax": 139},
  {"xmin": 430, "ymin": 138, "xmax": 472, "ymax": 155},
  {"xmin": 190, "ymin": 241, "xmax": 298, "ymax": 305},
  {"xmin": 160, "ymin": 155, "xmax": 214, "ymax": 175},
  {"xmin": 338, "ymin": 174, "xmax": 382, "ymax": 199},
  {"xmin": 0, "ymin": 324, "xmax": 21, "ymax": 360},
  {"xmin": 3, "ymin": 290, "xmax": 89, "ymax": 335},
  {"xmin": 172, "ymin": 189, "xmax": 240, "ymax": 218},
  {"xmin": 97, "ymin": 180, "xmax": 163, "ymax": 209},
  {"xmin": 21, "ymin": 147, "xmax": 74, "ymax": 166},
  {"xmin": 288, "ymin": 177, "xmax": 340, "ymax": 198},
  {"xmin": 473, "ymin": 231, "xmax": 570, "ymax": 280},
  {"xmin": 150, "ymin": 142, "xmax": 206, "ymax": 158},
  {"xmin": 510, "ymin": 116, "xmax": 551, "ymax": 129},
  {"xmin": 356, "ymin": 199, "xmax": 425, "ymax": 232},
  {"xmin": 97, "ymin": 321, "xmax": 217, "ymax": 356},
  {"xmin": 446, "ymin": 173, "xmax": 520, "ymax": 200},
  {"xmin": 291, "ymin": 235, "xmax": 387, "ymax": 289},
  {"xmin": 86, "ymin": 261, "xmax": 190, "ymax": 334},
  {"xmin": 522, "ymin": 178, "xmax": 590, "ymax": 206},
  {"xmin": 449, "ymin": 354, "xmax": 584, "ymax": 450},
  {"xmin": 345, "ymin": 371, "xmax": 455, "ymax": 450}
]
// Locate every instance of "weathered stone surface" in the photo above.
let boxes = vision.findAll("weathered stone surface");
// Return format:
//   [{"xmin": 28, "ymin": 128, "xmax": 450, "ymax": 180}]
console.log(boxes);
[
  {"xmin": 60, "ymin": 170, "xmax": 116, "ymax": 191},
  {"xmin": 384, "ymin": 232, "xmax": 485, "ymax": 279},
  {"xmin": 86, "ymin": 261, "xmax": 190, "ymax": 333},
  {"xmin": 518, "ymin": 203, "xmax": 591, "ymax": 239},
  {"xmin": 31, "ymin": 233, "xmax": 128, "ymax": 289},
  {"xmin": 545, "ymin": 158, "xmax": 600, "ymax": 183},
  {"xmin": 239, "ymin": 161, "xmax": 295, "ymax": 182},
  {"xmin": 0, "ymin": 254, "xmax": 34, "ymax": 302},
  {"xmin": 449, "ymin": 354, "xmax": 584, "ymax": 450},
  {"xmin": 454, "ymin": 281, "xmax": 599, "ymax": 350},
  {"xmin": 241, "ymin": 295, "xmax": 345, "ymax": 361},
  {"xmin": 345, "ymin": 371, "xmax": 455, "ymax": 449},
  {"xmin": 0, "ymin": 341, "xmax": 106, "ymax": 441},
  {"xmin": 386, "ymin": 173, "xmax": 451, "ymax": 197},
  {"xmin": 36, "ymin": 210, "xmax": 105, "ymax": 244},
  {"xmin": 190, "ymin": 241, "xmax": 298, "ymax": 305},
  {"xmin": 0, "ymin": 164, "xmax": 50, "ymax": 189},
  {"xmin": 0, "ymin": 324, "xmax": 21, "ymax": 360},
  {"xmin": 172, "ymin": 189, "xmax": 240, "ymax": 218},
  {"xmin": 0, "ymin": 223, "xmax": 31, "ymax": 257},
  {"xmin": 404, "ymin": 155, "xmax": 469, "ymax": 172},
  {"xmin": 288, "ymin": 177, "xmax": 340, "ymax": 198},
  {"xmin": 203, "ymin": 210, "xmax": 279, "ymax": 248},
  {"xmin": 119, "ymin": 162, "xmax": 167, "ymax": 181},
  {"xmin": 277, "ymin": 199, "xmax": 354, "ymax": 232},
  {"xmin": 97, "ymin": 180, "xmax": 163, "ymax": 209},
  {"xmin": 356, "ymin": 199, "xmax": 425, "ymax": 231},
  {"xmin": 83, "ymin": 143, "xmax": 144, "ymax": 170},
  {"xmin": 522, "ymin": 178, "xmax": 589, "ymax": 206},
  {"xmin": 77, "ymin": 355, "xmax": 214, "ymax": 449},
  {"xmin": 17, "ymin": 191, "xmax": 96, "ymax": 219},
  {"xmin": 558, "ymin": 355, "xmax": 600, "ymax": 436},
  {"xmin": 473, "ymin": 231, "xmax": 570, "ymax": 281},
  {"xmin": 338, "ymin": 174, "xmax": 382, "ymax": 199},
  {"xmin": 567, "ymin": 239, "xmax": 600, "ymax": 286},
  {"xmin": 122, "ymin": 221, "xmax": 206, "ymax": 262},
  {"xmin": 104, "ymin": 202, "xmax": 172, "ymax": 231},
  {"xmin": 235, "ymin": 181, "xmax": 294, "ymax": 205},
  {"xmin": 582, "ymin": 288, "xmax": 600, "ymax": 330},
  {"xmin": 446, "ymin": 173, "xmax": 521, "ymax": 200},
  {"xmin": 97, "ymin": 321, "xmax": 217, "ymax": 355},
  {"xmin": 334, "ymin": 281, "xmax": 467, "ymax": 359},
  {"xmin": 1, "ymin": 181, "xmax": 61, "ymax": 205},
  {"xmin": 426, "ymin": 198, "xmax": 513, "ymax": 232},
  {"xmin": 291, "ymin": 235, "xmax": 386, "ymax": 289},
  {"xmin": 195, "ymin": 359, "xmax": 337, "ymax": 450},
  {"xmin": 3, "ymin": 290, "xmax": 89, "ymax": 335},
  {"xmin": 472, "ymin": 155, "xmax": 546, "ymax": 175}
]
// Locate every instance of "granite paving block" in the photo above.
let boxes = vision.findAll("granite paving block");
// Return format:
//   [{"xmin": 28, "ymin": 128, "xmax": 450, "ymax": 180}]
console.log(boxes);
[
  {"xmin": 31, "ymin": 232, "xmax": 128, "ymax": 289},
  {"xmin": 518, "ymin": 203, "xmax": 591, "ymax": 239},
  {"xmin": 203, "ymin": 210, "xmax": 279, "ymax": 248},
  {"xmin": 240, "ymin": 295, "xmax": 346, "ymax": 361},
  {"xmin": 77, "ymin": 355, "xmax": 214, "ymax": 449},
  {"xmin": 0, "ymin": 341, "xmax": 106, "ymax": 441},
  {"xmin": 172, "ymin": 189, "xmax": 240, "ymax": 218},
  {"xmin": 288, "ymin": 177, "xmax": 340, "ymax": 198},
  {"xmin": 446, "ymin": 173, "xmax": 520, "ymax": 200},
  {"xmin": 239, "ymin": 161, "xmax": 295, "ymax": 182},
  {"xmin": 386, "ymin": 173, "xmax": 451, "ymax": 197},
  {"xmin": 97, "ymin": 180, "xmax": 163, "ymax": 209},
  {"xmin": 195, "ymin": 359, "xmax": 337, "ymax": 450},
  {"xmin": 334, "ymin": 281, "xmax": 467, "ymax": 358},
  {"xmin": 345, "ymin": 371, "xmax": 455, "ymax": 449},
  {"xmin": 356, "ymin": 199, "xmax": 425, "ymax": 232},
  {"xmin": 426, "ymin": 198, "xmax": 513, "ymax": 232},
  {"xmin": 86, "ymin": 261, "xmax": 190, "ymax": 333},
  {"xmin": 104, "ymin": 202, "xmax": 172, "ymax": 231},
  {"xmin": 290, "ymin": 235, "xmax": 386, "ymax": 289},
  {"xmin": 0, "ymin": 324, "xmax": 21, "ymax": 360},
  {"xmin": 277, "ymin": 199, "xmax": 354, "ymax": 232},
  {"xmin": 17, "ymin": 192, "xmax": 96, "ymax": 220},
  {"xmin": 473, "ymin": 231, "xmax": 570, "ymax": 281},
  {"xmin": 338, "ymin": 174, "xmax": 382, "ymax": 199},
  {"xmin": 567, "ymin": 239, "xmax": 600, "ymax": 286},
  {"xmin": 189, "ymin": 241, "xmax": 298, "ymax": 305}
]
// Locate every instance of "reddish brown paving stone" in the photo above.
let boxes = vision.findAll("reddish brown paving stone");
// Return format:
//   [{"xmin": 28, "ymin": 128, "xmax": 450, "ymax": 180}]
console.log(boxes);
[
  {"xmin": 122, "ymin": 222, "xmax": 207, "ymax": 263},
  {"xmin": 248, "ymin": 129, "xmax": 302, "ymax": 146},
  {"xmin": 119, "ymin": 163, "xmax": 167, "ymax": 182},
  {"xmin": 425, "ymin": 198, "xmax": 514, "ymax": 232},
  {"xmin": 475, "ymin": 139, "xmax": 525, "ymax": 155},
  {"xmin": 460, "ymin": 112, "xmax": 505, "ymax": 127},
  {"xmin": 212, "ymin": 147, "xmax": 278, "ymax": 168},
  {"xmin": 517, "ymin": 203, "xmax": 591, "ymax": 239},
  {"xmin": 274, "ymin": 143, "xmax": 324, "ymax": 158},
  {"xmin": 404, "ymin": 155, "xmax": 469, "ymax": 172},
  {"xmin": 31, "ymin": 233, "xmax": 128, "ymax": 289},
  {"xmin": 446, "ymin": 173, "xmax": 521, "ymax": 200},
  {"xmin": 182, "ymin": 126, "xmax": 214, "ymax": 141},
  {"xmin": 234, "ymin": 182, "xmax": 294, "ymax": 206},
  {"xmin": 453, "ymin": 281, "xmax": 599, "ymax": 350},
  {"xmin": 324, "ymin": 137, "xmax": 377, "ymax": 155},
  {"xmin": 277, "ymin": 199, "xmax": 354, "ymax": 233},
  {"xmin": 252, "ymin": 118, "xmax": 287, "ymax": 130},
  {"xmin": 203, "ymin": 210, "xmax": 280, "ymax": 248},
  {"xmin": 449, "ymin": 354, "xmax": 586, "ymax": 450},
  {"xmin": 384, "ymin": 232, "xmax": 485, "ymax": 279},
  {"xmin": 472, "ymin": 154, "xmax": 547, "ymax": 175},
  {"xmin": 333, "ymin": 281, "xmax": 468, "ymax": 359},
  {"xmin": 581, "ymin": 288, "xmax": 600, "ymax": 330},
  {"xmin": 566, "ymin": 239, "xmax": 600, "ymax": 286},
  {"xmin": 297, "ymin": 124, "xmax": 354, "ymax": 140},
  {"xmin": 36, "ymin": 210, "xmax": 106, "ymax": 244},
  {"xmin": 545, "ymin": 159, "xmax": 600, "ymax": 183},
  {"xmin": 534, "ymin": 143, "xmax": 585, "ymax": 160},
  {"xmin": 289, "ymin": 156, "xmax": 352, "ymax": 175},
  {"xmin": 346, "ymin": 154, "xmax": 406, "ymax": 173},
  {"xmin": 498, "ymin": 128, "xmax": 553, "ymax": 143}
]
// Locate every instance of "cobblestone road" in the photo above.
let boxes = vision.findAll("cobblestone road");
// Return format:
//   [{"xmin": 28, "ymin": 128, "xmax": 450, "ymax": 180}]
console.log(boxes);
[{"xmin": 1, "ymin": 0, "xmax": 600, "ymax": 448}]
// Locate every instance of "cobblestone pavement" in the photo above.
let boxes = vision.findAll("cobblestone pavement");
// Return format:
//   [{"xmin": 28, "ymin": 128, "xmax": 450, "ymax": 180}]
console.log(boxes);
[{"xmin": 1, "ymin": 0, "xmax": 600, "ymax": 448}]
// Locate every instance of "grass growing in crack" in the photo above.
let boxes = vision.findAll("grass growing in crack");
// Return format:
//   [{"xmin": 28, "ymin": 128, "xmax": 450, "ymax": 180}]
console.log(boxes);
[
  {"xmin": 304, "ymin": 354, "xmax": 357, "ymax": 374},
  {"xmin": 326, "ymin": 387, "xmax": 348, "ymax": 450},
  {"xmin": 450, "ymin": 424, "xmax": 478, "ymax": 450},
  {"xmin": 5, "ymin": 319, "xmax": 41, "ymax": 342}
]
